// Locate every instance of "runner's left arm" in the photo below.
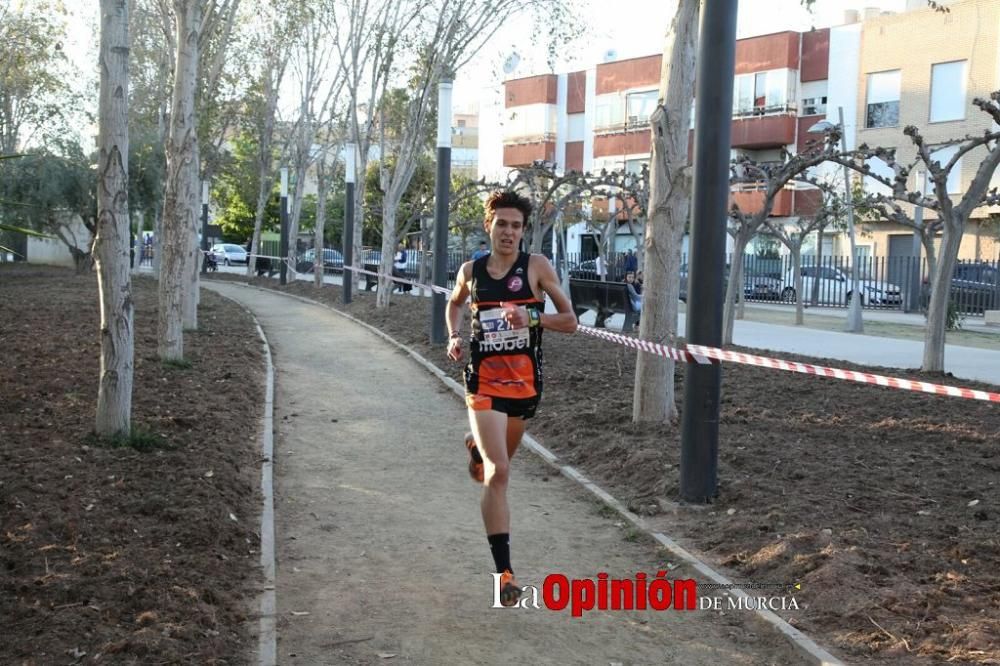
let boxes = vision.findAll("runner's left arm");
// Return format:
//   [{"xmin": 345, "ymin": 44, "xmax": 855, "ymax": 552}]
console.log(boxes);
[{"xmin": 532, "ymin": 255, "xmax": 577, "ymax": 334}]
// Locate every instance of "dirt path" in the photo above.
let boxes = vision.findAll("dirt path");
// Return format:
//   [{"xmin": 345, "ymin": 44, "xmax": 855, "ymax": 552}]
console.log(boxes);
[{"xmin": 206, "ymin": 283, "xmax": 804, "ymax": 665}]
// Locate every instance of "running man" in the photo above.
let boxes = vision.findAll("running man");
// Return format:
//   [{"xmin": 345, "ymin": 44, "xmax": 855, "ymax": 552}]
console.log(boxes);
[{"xmin": 445, "ymin": 190, "xmax": 577, "ymax": 607}]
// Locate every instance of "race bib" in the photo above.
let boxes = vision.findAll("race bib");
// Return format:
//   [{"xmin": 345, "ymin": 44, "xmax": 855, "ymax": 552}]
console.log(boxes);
[{"xmin": 478, "ymin": 307, "xmax": 529, "ymax": 348}]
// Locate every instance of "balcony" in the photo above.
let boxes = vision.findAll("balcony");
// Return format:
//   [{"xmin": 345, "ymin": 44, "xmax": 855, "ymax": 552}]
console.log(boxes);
[
  {"xmin": 729, "ymin": 183, "xmax": 822, "ymax": 217},
  {"xmin": 731, "ymin": 105, "xmax": 797, "ymax": 149},
  {"xmin": 503, "ymin": 141, "xmax": 556, "ymax": 168}
]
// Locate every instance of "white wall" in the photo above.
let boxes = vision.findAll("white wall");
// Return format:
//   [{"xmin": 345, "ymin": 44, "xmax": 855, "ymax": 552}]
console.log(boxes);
[
  {"xmin": 27, "ymin": 215, "xmax": 91, "ymax": 267},
  {"xmin": 815, "ymin": 22, "xmax": 862, "ymax": 187},
  {"xmin": 477, "ymin": 83, "xmax": 506, "ymax": 184}
]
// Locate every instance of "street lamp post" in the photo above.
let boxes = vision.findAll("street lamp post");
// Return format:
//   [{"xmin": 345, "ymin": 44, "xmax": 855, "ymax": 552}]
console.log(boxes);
[
  {"xmin": 343, "ymin": 142, "xmax": 356, "ymax": 304},
  {"xmin": 200, "ymin": 180, "xmax": 209, "ymax": 274},
  {"xmin": 430, "ymin": 79, "xmax": 453, "ymax": 344},
  {"xmin": 279, "ymin": 167, "xmax": 289, "ymax": 286},
  {"xmin": 809, "ymin": 106, "xmax": 863, "ymax": 333}
]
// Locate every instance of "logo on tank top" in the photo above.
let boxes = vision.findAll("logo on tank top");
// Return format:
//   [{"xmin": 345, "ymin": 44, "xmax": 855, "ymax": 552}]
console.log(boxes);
[{"xmin": 507, "ymin": 276, "xmax": 523, "ymax": 292}]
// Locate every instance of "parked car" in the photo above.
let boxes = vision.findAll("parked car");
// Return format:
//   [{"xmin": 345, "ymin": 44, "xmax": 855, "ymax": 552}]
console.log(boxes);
[
  {"xmin": 678, "ymin": 264, "xmax": 782, "ymax": 302},
  {"xmin": 296, "ymin": 247, "xmax": 344, "ymax": 273},
  {"xmin": 781, "ymin": 266, "xmax": 902, "ymax": 306},
  {"xmin": 568, "ymin": 258, "xmax": 625, "ymax": 282},
  {"xmin": 210, "ymin": 243, "xmax": 248, "ymax": 266},
  {"xmin": 922, "ymin": 261, "xmax": 1000, "ymax": 313}
]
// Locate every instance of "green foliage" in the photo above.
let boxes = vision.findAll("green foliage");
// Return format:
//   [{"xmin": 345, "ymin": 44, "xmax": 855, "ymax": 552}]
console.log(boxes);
[
  {"xmin": 0, "ymin": 3, "xmax": 76, "ymax": 153},
  {"xmin": 212, "ymin": 131, "xmax": 280, "ymax": 241},
  {"xmin": 86, "ymin": 427, "xmax": 172, "ymax": 452},
  {"xmin": 363, "ymin": 154, "xmax": 436, "ymax": 245},
  {"xmin": 161, "ymin": 358, "xmax": 193, "ymax": 370},
  {"xmin": 0, "ymin": 142, "xmax": 95, "ymax": 232}
]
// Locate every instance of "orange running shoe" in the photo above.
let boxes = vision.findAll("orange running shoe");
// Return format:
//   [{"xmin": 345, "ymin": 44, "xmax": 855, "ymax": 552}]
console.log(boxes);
[
  {"xmin": 499, "ymin": 570, "xmax": 522, "ymax": 607},
  {"xmin": 465, "ymin": 432, "xmax": 484, "ymax": 483}
]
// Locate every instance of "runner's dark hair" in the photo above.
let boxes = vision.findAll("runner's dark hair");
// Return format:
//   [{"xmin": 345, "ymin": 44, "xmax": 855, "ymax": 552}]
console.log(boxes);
[{"xmin": 484, "ymin": 190, "xmax": 532, "ymax": 225}]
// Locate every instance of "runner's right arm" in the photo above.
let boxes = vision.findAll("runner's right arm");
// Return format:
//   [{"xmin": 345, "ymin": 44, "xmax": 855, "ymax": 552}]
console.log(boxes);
[{"xmin": 446, "ymin": 262, "xmax": 473, "ymax": 361}]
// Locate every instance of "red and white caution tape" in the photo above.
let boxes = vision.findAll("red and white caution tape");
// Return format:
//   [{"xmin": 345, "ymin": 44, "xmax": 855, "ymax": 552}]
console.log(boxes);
[
  {"xmin": 281, "ymin": 260, "xmax": 1000, "ymax": 404},
  {"xmin": 577, "ymin": 324, "xmax": 1000, "ymax": 403}
]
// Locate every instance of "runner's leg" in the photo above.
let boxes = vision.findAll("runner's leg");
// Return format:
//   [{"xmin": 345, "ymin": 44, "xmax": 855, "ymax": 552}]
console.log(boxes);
[
  {"xmin": 469, "ymin": 408, "xmax": 510, "ymax": 534},
  {"xmin": 506, "ymin": 416, "xmax": 525, "ymax": 461}
]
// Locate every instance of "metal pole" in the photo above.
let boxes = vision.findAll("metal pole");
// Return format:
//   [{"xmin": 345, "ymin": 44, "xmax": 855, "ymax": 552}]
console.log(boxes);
[
  {"xmin": 343, "ymin": 143, "xmax": 356, "ymax": 304},
  {"xmin": 200, "ymin": 180, "xmax": 209, "ymax": 274},
  {"xmin": 279, "ymin": 167, "xmax": 288, "ymax": 286},
  {"xmin": 840, "ymin": 106, "xmax": 864, "ymax": 332},
  {"xmin": 679, "ymin": 0, "xmax": 738, "ymax": 504},
  {"xmin": 430, "ymin": 79, "xmax": 453, "ymax": 344},
  {"xmin": 906, "ymin": 170, "xmax": 925, "ymax": 312}
]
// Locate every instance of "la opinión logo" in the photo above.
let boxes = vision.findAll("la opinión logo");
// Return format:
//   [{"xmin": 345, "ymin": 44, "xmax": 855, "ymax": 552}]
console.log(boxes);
[{"xmin": 491, "ymin": 571, "xmax": 697, "ymax": 616}]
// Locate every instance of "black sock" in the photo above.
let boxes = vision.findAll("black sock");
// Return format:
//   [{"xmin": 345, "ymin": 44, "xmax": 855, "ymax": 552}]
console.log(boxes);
[{"xmin": 487, "ymin": 533, "xmax": 512, "ymax": 574}]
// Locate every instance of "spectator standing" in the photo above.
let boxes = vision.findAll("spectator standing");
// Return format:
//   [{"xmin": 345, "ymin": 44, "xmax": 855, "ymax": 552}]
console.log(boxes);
[
  {"xmin": 471, "ymin": 240, "xmax": 489, "ymax": 260},
  {"xmin": 623, "ymin": 249, "xmax": 638, "ymax": 275}
]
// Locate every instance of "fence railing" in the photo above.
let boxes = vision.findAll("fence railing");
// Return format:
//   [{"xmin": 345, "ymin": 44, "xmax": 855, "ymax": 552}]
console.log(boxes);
[{"xmin": 560, "ymin": 252, "xmax": 1000, "ymax": 317}]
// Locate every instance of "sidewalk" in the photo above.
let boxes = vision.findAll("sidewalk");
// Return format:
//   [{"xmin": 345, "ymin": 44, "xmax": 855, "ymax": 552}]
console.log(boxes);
[
  {"xmin": 587, "ymin": 309, "xmax": 1000, "ymax": 385},
  {"xmin": 204, "ymin": 282, "xmax": 807, "ymax": 665}
]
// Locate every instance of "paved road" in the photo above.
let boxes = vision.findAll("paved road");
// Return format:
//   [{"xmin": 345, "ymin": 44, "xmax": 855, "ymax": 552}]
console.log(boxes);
[{"xmin": 204, "ymin": 282, "xmax": 806, "ymax": 666}]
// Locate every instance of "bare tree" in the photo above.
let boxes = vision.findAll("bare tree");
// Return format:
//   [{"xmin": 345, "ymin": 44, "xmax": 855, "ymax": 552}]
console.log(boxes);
[
  {"xmin": 157, "ymin": 0, "xmax": 240, "ymax": 359},
  {"xmin": 723, "ymin": 142, "xmax": 843, "ymax": 345},
  {"xmin": 94, "ymin": 0, "xmax": 134, "ymax": 436},
  {"xmin": 763, "ymin": 181, "xmax": 843, "ymax": 325},
  {"xmin": 157, "ymin": 0, "xmax": 201, "ymax": 361},
  {"xmin": 245, "ymin": 3, "xmax": 303, "ymax": 276},
  {"xmin": 632, "ymin": 0, "xmax": 698, "ymax": 424},
  {"xmin": 371, "ymin": 0, "xmax": 576, "ymax": 308},
  {"xmin": 332, "ymin": 0, "xmax": 420, "ymax": 295},
  {"xmin": 828, "ymin": 94, "xmax": 1000, "ymax": 372},
  {"xmin": 285, "ymin": 4, "xmax": 347, "ymax": 280}
]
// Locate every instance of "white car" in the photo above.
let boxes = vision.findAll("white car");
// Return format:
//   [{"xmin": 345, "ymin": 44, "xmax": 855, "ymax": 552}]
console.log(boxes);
[
  {"xmin": 211, "ymin": 243, "xmax": 248, "ymax": 266},
  {"xmin": 781, "ymin": 266, "xmax": 902, "ymax": 307}
]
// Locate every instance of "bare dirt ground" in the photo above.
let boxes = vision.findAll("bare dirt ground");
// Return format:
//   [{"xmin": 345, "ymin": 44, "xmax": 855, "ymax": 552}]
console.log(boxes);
[
  {"xmin": 1, "ymin": 265, "xmax": 264, "ymax": 664},
  {"xmin": 211, "ymin": 273, "xmax": 1000, "ymax": 666},
  {"xmin": 3, "ymin": 263, "xmax": 998, "ymax": 664},
  {"xmin": 206, "ymin": 281, "xmax": 804, "ymax": 665}
]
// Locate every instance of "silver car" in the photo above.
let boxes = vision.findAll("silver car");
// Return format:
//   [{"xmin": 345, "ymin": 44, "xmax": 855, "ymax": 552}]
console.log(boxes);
[{"xmin": 210, "ymin": 243, "xmax": 248, "ymax": 266}]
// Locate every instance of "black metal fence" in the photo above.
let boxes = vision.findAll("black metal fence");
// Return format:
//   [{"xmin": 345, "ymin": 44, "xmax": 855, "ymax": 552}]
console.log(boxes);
[
  {"xmin": 248, "ymin": 242, "xmax": 999, "ymax": 316},
  {"xmin": 561, "ymin": 252, "xmax": 1000, "ymax": 316}
]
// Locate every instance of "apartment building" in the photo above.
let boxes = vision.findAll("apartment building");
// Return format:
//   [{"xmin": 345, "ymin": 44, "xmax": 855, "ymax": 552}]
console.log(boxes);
[
  {"xmin": 483, "ymin": 28, "xmax": 830, "ymax": 256},
  {"xmin": 853, "ymin": 0, "xmax": 1000, "ymax": 272},
  {"xmin": 479, "ymin": 0, "xmax": 1000, "ymax": 263}
]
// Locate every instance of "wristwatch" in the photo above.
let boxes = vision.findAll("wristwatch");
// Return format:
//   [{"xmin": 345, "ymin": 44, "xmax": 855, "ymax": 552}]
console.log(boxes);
[{"xmin": 527, "ymin": 307, "xmax": 541, "ymax": 328}]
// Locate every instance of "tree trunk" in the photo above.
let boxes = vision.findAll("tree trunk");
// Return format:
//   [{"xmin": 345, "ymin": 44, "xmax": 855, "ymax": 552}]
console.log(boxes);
[
  {"xmin": 184, "ymin": 207, "xmax": 199, "ymax": 329},
  {"xmin": 158, "ymin": 0, "xmax": 200, "ymax": 361},
  {"xmin": 248, "ymin": 62, "xmax": 281, "ymax": 277},
  {"xmin": 152, "ymin": 206, "xmax": 162, "ymax": 276},
  {"xmin": 94, "ymin": 0, "xmax": 134, "ymax": 437},
  {"xmin": 314, "ymin": 160, "xmax": 328, "ymax": 289},
  {"xmin": 632, "ymin": 0, "xmax": 698, "ymax": 424},
  {"xmin": 376, "ymin": 199, "xmax": 398, "ymax": 308},
  {"xmin": 723, "ymin": 228, "xmax": 752, "ymax": 345},
  {"xmin": 922, "ymin": 224, "xmax": 962, "ymax": 372}
]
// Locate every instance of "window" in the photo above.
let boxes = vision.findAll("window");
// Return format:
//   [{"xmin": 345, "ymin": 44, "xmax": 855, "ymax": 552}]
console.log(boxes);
[
  {"xmin": 865, "ymin": 70, "xmax": 900, "ymax": 128},
  {"xmin": 456, "ymin": 118, "xmax": 466, "ymax": 128},
  {"xmin": 802, "ymin": 96, "xmax": 827, "ymax": 116},
  {"xmin": 929, "ymin": 60, "xmax": 966, "ymax": 122},
  {"xmin": 733, "ymin": 69, "xmax": 793, "ymax": 115},
  {"xmin": 625, "ymin": 90, "xmax": 658, "ymax": 126},
  {"xmin": 625, "ymin": 158, "xmax": 648, "ymax": 175}
]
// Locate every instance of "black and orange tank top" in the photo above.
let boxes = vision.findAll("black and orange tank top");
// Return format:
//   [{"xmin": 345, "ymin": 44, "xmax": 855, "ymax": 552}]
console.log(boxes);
[{"xmin": 465, "ymin": 252, "xmax": 545, "ymax": 399}]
